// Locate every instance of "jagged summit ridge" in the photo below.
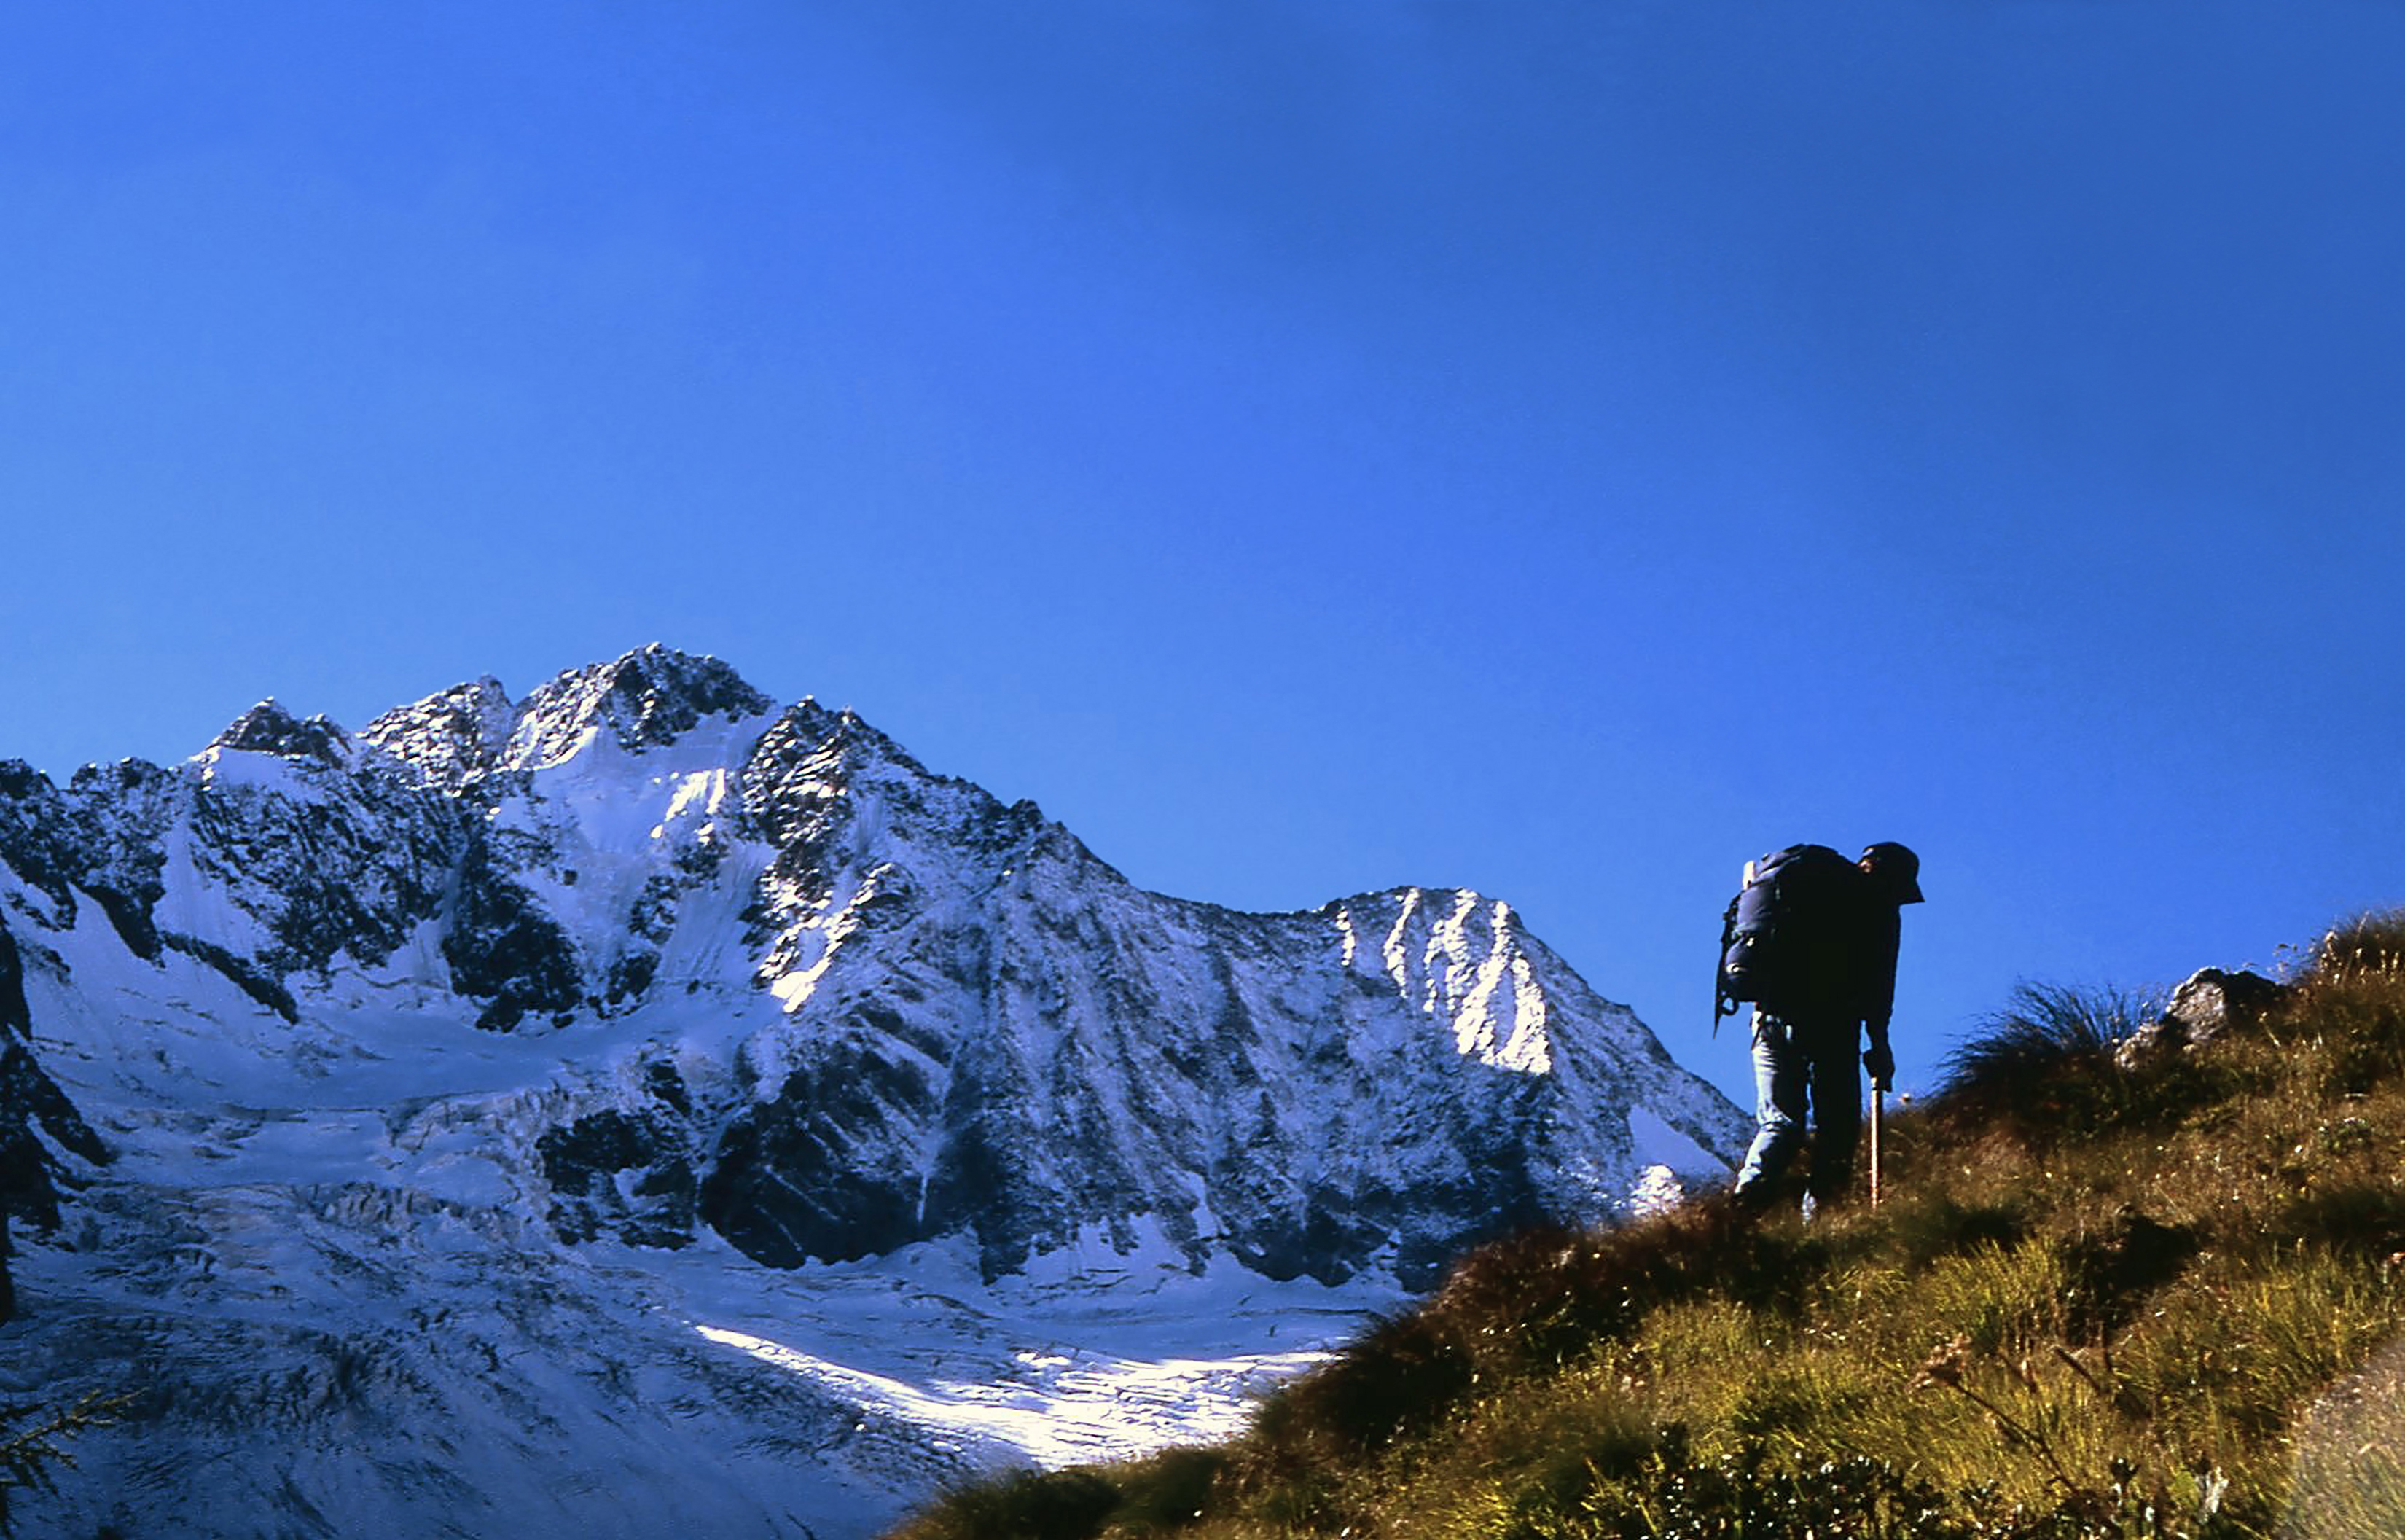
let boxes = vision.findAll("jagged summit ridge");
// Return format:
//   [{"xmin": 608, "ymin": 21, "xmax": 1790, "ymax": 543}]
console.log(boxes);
[
  {"xmin": 207, "ymin": 698, "xmax": 353, "ymax": 767},
  {"xmin": 359, "ymin": 673, "xmax": 515, "ymax": 792},
  {"xmin": 503, "ymin": 644, "xmax": 777, "ymax": 770},
  {"xmin": 359, "ymin": 644, "xmax": 777, "ymax": 790}
]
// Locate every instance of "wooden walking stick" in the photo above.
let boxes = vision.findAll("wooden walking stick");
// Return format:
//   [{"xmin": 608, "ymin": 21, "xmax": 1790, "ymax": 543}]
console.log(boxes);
[{"xmin": 1868, "ymin": 1084, "xmax": 1884, "ymax": 1211}]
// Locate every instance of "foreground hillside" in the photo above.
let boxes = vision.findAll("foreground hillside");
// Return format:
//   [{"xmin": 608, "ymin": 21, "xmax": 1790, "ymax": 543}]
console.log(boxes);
[{"xmin": 896, "ymin": 915, "xmax": 2405, "ymax": 1539}]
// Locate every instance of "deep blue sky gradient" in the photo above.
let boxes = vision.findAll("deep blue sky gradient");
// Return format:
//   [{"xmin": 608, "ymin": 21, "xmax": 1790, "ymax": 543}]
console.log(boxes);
[{"xmin": 4, "ymin": 2, "xmax": 2401, "ymax": 1106}]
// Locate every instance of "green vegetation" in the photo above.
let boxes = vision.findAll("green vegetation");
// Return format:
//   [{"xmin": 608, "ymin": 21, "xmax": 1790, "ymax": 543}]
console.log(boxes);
[{"xmin": 891, "ymin": 914, "xmax": 2405, "ymax": 1539}]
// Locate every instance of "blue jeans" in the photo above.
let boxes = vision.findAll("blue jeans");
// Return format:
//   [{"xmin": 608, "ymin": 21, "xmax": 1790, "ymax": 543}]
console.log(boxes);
[{"xmin": 1732, "ymin": 1011, "xmax": 1861, "ymax": 1208}]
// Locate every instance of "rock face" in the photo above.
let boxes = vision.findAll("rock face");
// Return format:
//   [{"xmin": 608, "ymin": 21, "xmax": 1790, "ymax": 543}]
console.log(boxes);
[
  {"xmin": 0, "ymin": 901, "xmax": 109, "ymax": 1324},
  {"xmin": 2113, "ymin": 967, "xmax": 2287, "ymax": 1069},
  {"xmin": 0, "ymin": 644, "xmax": 1748, "ymax": 1537}
]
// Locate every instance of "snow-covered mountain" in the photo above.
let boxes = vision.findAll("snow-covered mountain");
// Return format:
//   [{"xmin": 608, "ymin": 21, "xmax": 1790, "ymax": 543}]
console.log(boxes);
[{"xmin": 0, "ymin": 646, "xmax": 1747, "ymax": 1539}]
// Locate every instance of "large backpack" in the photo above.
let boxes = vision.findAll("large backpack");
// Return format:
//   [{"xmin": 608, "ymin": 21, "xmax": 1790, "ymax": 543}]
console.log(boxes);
[{"xmin": 1715, "ymin": 844, "xmax": 1859, "ymax": 1022}]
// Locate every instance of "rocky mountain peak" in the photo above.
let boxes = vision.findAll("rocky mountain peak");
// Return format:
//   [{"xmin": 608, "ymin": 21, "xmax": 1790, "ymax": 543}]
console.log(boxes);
[
  {"xmin": 7, "ymin": 646, "xmax": 1751, "ymax": 1273},
  {"xmin": 740, "ymin": 696, "xmax": 922, "ymax": 805},
  {"xmin": 504, "ymin": 644, "xmax": 775, "ymax": 770},
  {"xmin": 361, "ymin": 675, "xmax": 517, "ymax": 792},
  {"xmin": 206, "ymin": 700, "xmax": 352, "ymax": 767}
]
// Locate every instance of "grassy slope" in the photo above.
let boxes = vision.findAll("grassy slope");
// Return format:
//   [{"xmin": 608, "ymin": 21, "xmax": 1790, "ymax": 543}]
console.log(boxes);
[{"xmin": 892, "ymin": 915, "xmax": 2405, "ymax": 1540}]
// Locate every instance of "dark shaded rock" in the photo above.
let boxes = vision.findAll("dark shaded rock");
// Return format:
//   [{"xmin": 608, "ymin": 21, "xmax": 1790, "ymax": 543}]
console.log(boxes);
[
  {"xmin": 738, "ymin": 702, "xmax": 875, "ymax": 921},
  {"xmin": 604, "ymin": 950, "xmax": 658, "ymax": 1007},
  {"xmin": 738, "ymin": 702, "xmax": 1054, "ymax": 953},
  {"xmin": 1385, "ymin": 1145, "xmax": 1557, "ymax": 1291},
  {"xmin": 644, "ymin": 1060, "xmax": 690, "ymax": 1115},
  {"xmin": 740, "ymin": 703, "xmax": 913, "ymax": 845},
  {"xmin": 921, "ymin": 1111, "xmax": 1049, "ymax": 1283},
  {"xmin": 162, "ymin": 731, "xmax": 468, "ymax": 982},
  {"xmin": 2060, "ymin": 1207, "xmax": 2196, "ymax": 1340},
  {"xmin": 209, "ymin": 700, "xmax": 351, "ymax": 767},
  {"xmin": 1227, "ymin": 1189, "xmax": 1388, "ymax": 1286},
  {"xmin": 1202, "ymin": 1097, "xmax": 1554, "ymax": 1289},
  {"xmin": 187, "ymin": 775, "xmax": 464, "ymax": 979},
  {"xmin": 0, "ymin": 759, "xmax": 84, "ymax": 917},
  {"xmin": 359, "ymin": 675, "xmax": 516, "ymax": 792},
  {"xmin": 0, "ymin": 1036, "xmax": 109, "ymax": 1173},
  {"xmin": 600, "ymin": 875, "xmax": 684, "ymax": 1009},
  {"xmin": 90, "ymin": 886, "xmax": 162, "ymax": 961},
  {"xmin": 700, "ymin": 1039, "xmax": 936, "ymax": 1267},
  {"xmin": 0, "ymin": 921, "xmax": 110, "ymax": 1321},
  {"xmin": 540, "ymin": 1110, "xmax": 656, "ymax": 1184},
  {"xmin": 0, "ymin": 1038, "xmax": 112, "ymax": 1233},
  {"xmin": 160, "ymin": 932, "xmax": 298, "ymax": 1023},
  {"xmin": 537, "ymin": 1107, "xmax": 696, "ymax": 1248},
  {"xmin": 442, "ymin": 829, "xmax": 580, "ymax": 1031},
  {"xmin": 626, "ymin": 874, "xmax": 680, "ymax": 945},
  {"xmin": 63, "ymin": 757, "xmax": 181, "ymax": 959},
  {"xmin": 0, "ymin": 916, "xmax": 26, "ymax": 1036}
]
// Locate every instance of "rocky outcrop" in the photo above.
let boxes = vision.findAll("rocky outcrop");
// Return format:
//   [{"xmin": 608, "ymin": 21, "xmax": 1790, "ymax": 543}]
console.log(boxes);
[
  {"xmin": 501, "ymin": 644, "xmax": 776, "ymax": 772},
  {"xmin": 537, "ymin": 1074, "xmax": 700, "ymax": 1251},
  {"xmin": 0, "ymin": 914, "xmax": 111, "ymax": 1324},
  {"xmin": 210, "ymin": 700, "xmax": 353, "ymax": 767},
  {"xmin": 2114, "ymin": 967, "xmax": 2288, "ymax": 1069},
  {"xmin": 357, "ymin": 675, "xmax": 516, "ymax": 793}
]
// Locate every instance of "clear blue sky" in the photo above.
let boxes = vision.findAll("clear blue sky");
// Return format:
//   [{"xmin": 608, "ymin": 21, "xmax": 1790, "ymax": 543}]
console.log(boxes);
[{"xmin": 4, "ymin": 2, "xmax": 2401, "ymax": 1106}]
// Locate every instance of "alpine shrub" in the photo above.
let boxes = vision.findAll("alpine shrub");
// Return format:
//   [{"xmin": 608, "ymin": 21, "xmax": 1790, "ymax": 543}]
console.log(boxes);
[
  {"xmin": 892, "ymin": 1468, "xmax": 1119, "ymax": 1540},
  {"xmin": 1254, "ymin": 1309, "xmax": 1471, "ymax": 1459},
  {"xmin": 1103, "ymin": 1447, "xmax": 1230, "ymax": 1533},
  {"xmin": 1936, "ymin": 982, "xmax": 2160, "ymax": 1138},
  {"xmin": 2290, "ymin": 913, "xmax": 2405, "ymax": 1093},
  {"xmin": 2305, "ymin": 909, "xmax": 2405, "ymax": 984},
  {"xmin": 2056, "ymin": 1209, "xmax": 2197, "ymax": 1343},
  {"xmin": 1946, "ymin": 982, "xmax": 2154, "ymax": 1084},
  {"xmin": 1885, "ymin": 1192, "xmax": 2029, "ymax": 1272},
  {"xmin": 1423, "ymin": 1201, "xmax": 1815, "ymax": 1380}
]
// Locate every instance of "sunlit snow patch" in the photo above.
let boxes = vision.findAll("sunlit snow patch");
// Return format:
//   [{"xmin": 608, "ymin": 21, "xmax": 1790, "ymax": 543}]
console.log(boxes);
[
  {"xmin": 694, "ymin": 1326, "xmax": 1329, "ymax": 1469},
  {"xmin": 1627, "ymin": 1165, "xmax": 1684, "ymax": 1217}
]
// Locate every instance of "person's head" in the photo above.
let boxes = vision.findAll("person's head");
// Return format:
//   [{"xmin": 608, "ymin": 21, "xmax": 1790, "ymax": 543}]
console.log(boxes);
[{"xmin": 1859, "ymin": 842, "xmax": 1924, "ymax": 904}]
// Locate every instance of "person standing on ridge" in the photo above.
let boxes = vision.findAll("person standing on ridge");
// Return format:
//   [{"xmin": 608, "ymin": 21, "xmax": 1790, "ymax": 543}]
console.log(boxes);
[{"xmin": 1719, "ymin": 842, "xmax": 1924, "ymax": 1213}]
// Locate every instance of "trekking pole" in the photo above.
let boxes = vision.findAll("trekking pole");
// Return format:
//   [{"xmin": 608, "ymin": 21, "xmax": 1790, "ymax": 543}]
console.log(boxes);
[{"xmin": 1868, "ymin": 1085, "xmax": 1884, "ymax": 1211}]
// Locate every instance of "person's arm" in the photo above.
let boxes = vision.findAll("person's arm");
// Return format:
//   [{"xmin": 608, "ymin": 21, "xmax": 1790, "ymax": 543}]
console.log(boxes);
[{"xmin": 1861, "ymin": 905, "xmax": 1900, "ymax": 1089}]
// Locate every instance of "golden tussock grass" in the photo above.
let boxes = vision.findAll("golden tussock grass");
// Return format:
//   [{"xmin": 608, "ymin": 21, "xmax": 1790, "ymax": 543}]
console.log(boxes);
[{"xmin": 892, "ymin": 913, "xmax": 2405, "ymax": 1540}]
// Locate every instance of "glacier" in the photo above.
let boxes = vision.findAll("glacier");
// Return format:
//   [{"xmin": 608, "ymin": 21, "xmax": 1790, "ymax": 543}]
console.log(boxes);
[{"xmin": 0, "ymin": 644, "xmax": 1748, "ymax": 1539}]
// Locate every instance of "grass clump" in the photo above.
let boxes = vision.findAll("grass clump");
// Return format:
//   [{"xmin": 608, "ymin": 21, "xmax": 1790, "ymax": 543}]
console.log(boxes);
[
  {"xmin": 896, "ymin": 1469, "xmax": 1119, "ymax": 1540},
  {"xmin": 1946, "ymin": 982, "xmax": 2155, "ymax": 1083},
  {"xmin": 2292, "ymin": 910, "xmax": 2405, "ymax": 1095},
  {"xmin": 889, "ymin": 923, "xmax": 2405, "ymax": 1540},
  {"xmin": 1932, "ymin": 982, "xmax": 2178, "ymax": 1143}
]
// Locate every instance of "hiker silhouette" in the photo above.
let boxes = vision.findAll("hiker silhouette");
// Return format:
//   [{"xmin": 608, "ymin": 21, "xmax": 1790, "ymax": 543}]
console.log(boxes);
[{"xmin": 1724, "ymin": 842, "xmax": 1923, "ymax": 1213}]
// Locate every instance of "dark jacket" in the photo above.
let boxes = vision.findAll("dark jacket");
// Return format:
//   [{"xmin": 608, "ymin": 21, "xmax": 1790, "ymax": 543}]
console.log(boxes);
[
  {"xmin": 1852, "ymin": 896, "xmax": 1901, "ymax": 1036},
  {"xmin": 1783, "ymin": 863, "xmax": 1900, "ymax": 1035}
]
